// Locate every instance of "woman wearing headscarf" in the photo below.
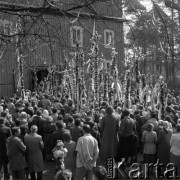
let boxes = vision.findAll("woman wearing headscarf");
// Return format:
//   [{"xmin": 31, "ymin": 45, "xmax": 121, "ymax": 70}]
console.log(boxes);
[
  {"xmin": 42, "ymin": 109, "xmax": 49, "ymax": 120},
  {"xmin": 164, "ymin": 115, "xmax": 174, "ymax": 129},
  {"xmin": 0, "ymin": 105, "xmax": 3, "ymax": 114},
  {"xmin": 43, "ymin": 116, "xmax": 56, "ymax": 161},
  {"xmin": 16, "ymin": 112, "xmax": 29, "ymax": 131},
  {"xmin": 157, "ymin": 121, "xmax": 173, "ymax": 169}
]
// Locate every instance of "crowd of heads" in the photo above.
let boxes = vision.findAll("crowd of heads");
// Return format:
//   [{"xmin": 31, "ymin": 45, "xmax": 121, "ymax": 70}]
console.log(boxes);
[{"xmin": 1, "ymin": 88, "xmax": 180, "ymax": 179}]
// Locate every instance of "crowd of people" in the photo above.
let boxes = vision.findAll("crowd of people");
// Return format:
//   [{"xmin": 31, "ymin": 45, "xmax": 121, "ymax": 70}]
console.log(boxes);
[{"xmin": 0, "ymin": 89, "xmax": 180, "ymax": 180}]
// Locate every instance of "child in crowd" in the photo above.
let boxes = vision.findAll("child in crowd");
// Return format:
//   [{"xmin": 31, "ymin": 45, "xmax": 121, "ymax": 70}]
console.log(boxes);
[{"xmin": 53, "ymin": 140, "xmax": 68, "ymax": 172}]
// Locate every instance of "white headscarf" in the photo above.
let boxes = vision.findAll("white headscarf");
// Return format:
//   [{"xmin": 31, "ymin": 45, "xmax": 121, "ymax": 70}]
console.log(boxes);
[
  {"xmin": 42, "ymin": 109, "xmax": 49, "ymax": 119},
  {"xmin": 164, "ymin": 120, "xmax": 172, "ymax": 130},
  {"xmin": 0, "ymin": 106, "xmax": 3, "ymax": 114}
]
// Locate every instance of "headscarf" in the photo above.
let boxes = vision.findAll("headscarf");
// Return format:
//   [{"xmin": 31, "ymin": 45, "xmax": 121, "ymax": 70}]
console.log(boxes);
[
  {"xmin": 158, "ymin": 120, "xmax": 164, "ymax": 129},
  {"xmin": 164, "ymin": 120, "xmax": 172, "ymax": 130},
  {"xmin": 0, "ymin": 106, "xmax": 3, "ymax": 114},
  {"xmin": 17, "ymin": 112, "xmax": 28, "ymax": 126},
  {"xmin": 19, "ymin": 112, "xmax": 27, "ymax": 120},
  {"xmin": 42, "ymin": 109, "xmax": 49, "ymax": 119},
  {"xmin": 163, "ymin": 121, "xmax": 169, "ymax": 130}
]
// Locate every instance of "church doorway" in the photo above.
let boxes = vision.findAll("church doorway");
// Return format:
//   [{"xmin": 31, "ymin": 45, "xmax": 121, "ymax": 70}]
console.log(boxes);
[
  {"xmin": 36, "ymin": 69, "xmax": 48, "ymax": 84},
  {"xmin": 32, "ymin": 68, "xmax": 48, "ymax": 91}
]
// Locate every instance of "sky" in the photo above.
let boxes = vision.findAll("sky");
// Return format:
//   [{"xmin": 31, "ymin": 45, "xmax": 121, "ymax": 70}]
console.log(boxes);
[{"xmin": 140, "ymin": 0, "xmax": 153, "ymax": 11}]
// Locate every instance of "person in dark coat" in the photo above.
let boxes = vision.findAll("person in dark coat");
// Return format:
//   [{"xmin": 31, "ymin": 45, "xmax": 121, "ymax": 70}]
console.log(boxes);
[
  {"xmin": 7, "ymin": 127, "xmax": 27, "ymax": 180},
  {"xmin": 19, "ymin": 126, "xmax": 29, "ymax": 179},
  {"xmin": 42, "ymin": 116, "xmax": 56, "ymax": 161},
  {"xmin": 38, "ymin": 94, "xmax": 51, "ymax": 110},
  {"xmin": 99, "ymin": 106, "xmax": 119, "ymax": 163},
  {"xmin": 0, "ymin": 118, "xmax": 11, "ymax": 179},
  {"xmin": 29, "ymin": 109, "xmax": 45, "ymax": 137},
  {"xmin": 66, "ymin": 116, "xmax": 75, "ymax": 131},
  {"xmin": 24, "ymin": 125, "xmax": 44, "ymax": 180},
  {"xmin": 52, "ymin": 121, "xmax": 70, "ymax": 148},
  {"xmin": 88, "ymin": 120, "xmax": 101, "ymax": 148},
  {"xmin": 157, "ymin": 121, "xmax": 173, "ymax": 168},
  {"xmin": 118, "ymin": 109, "xmax": 137, "ymax": 164},
  {"xmin": 134, "ymin": 111, "xmax": 143, "ymax": 151},
  {"xmin": 70, "ymin": 118, "xmax": 83, "ymax": 143},
  {"xmin": 22, "ymin": 102, "xmax": 33, "ymax": 117}
]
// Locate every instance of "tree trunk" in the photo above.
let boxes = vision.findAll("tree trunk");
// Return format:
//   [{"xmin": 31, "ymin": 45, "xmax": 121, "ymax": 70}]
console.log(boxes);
[
  {"xmin": 164, "ymin": 47, "xmax": 169, "ymax": 81},
  {"xmin": 171, "ymin": 2, "xmax": 176, "ymax": 87},
  {"xmin": 143, "ymin": 45, "xmax": 147, "ymax": 74}
]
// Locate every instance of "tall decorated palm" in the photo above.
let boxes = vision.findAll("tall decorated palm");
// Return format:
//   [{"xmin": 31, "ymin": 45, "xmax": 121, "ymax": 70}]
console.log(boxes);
[
  {"xmin": 103, "ymin": 69, "xmax": 109, "ymax": 102},
  {"xmin": 123, "ymin": 69, "xmax": 131, "ymax": 109},
  {"xmin": 79, "ymin": 49, "xmax": 87, "ymax": 112},
  {"xmin": 135, "ymin": 59, "xmax": 141, "ymax": 102},
  {"xmin": 157, "ymin": 76, "xmax": 167, "ymax": 119},
  {"xmin": 111, "ymin": 48, "xmax": 123, "ymax": 106},
  {"xmin": 75, "ymin": 43, "xmax": 81, "ymax": 111},
  {"xmin": 88, "ymin": 22, "xmax": 101, "ymax": 109},
  {"xmin": 69, "ymin": 51, "xmax": 77, "ymax": 104}
]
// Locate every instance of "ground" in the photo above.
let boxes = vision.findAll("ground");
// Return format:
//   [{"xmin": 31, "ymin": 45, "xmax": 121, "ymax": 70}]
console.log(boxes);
[
  {"xmin": 0, "ymin": 161, "xmax": 56, "ymax": 180},
  {"xmin": 43, "ymin": 162, "xmax": 56, "ymax": 180},
  {"xmin": 0, "ymin": 154, "xmax": 168, "ymax": 180}
]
